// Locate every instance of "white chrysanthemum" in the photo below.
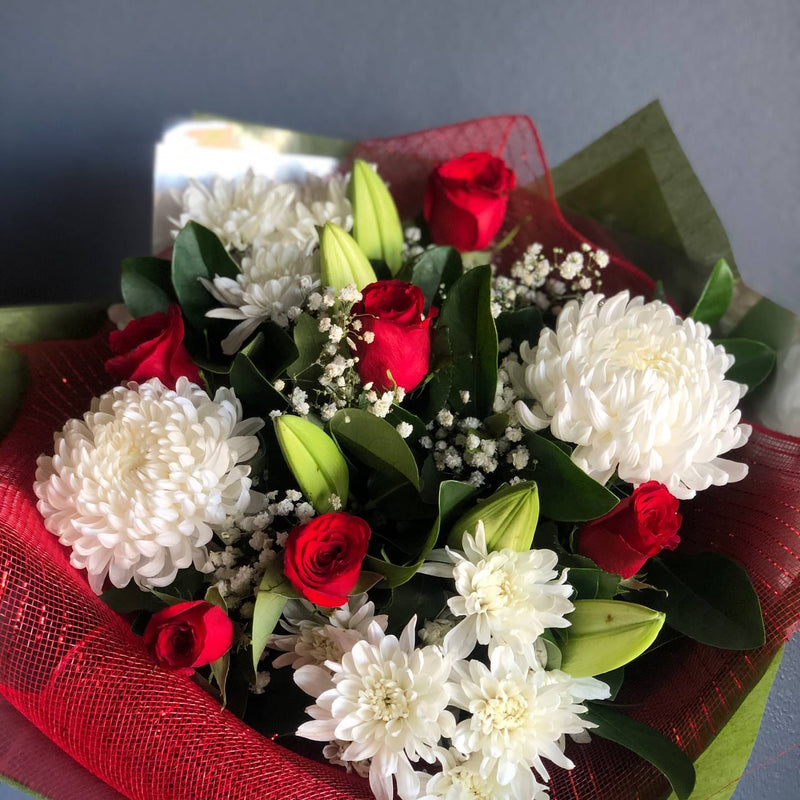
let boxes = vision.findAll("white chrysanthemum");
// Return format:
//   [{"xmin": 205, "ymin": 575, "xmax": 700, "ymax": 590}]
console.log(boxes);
[
  {"xmin": 431, "ymin": 523, "xmax": 573, "ymax": 665},
  {"xmin": 514, "ymin": 291, "xmax": 752, "ymax": 499},
  {"xmin": 172, "ymin": 170, "xmax": 294, "ymax": 252},
  {"xmin": 448, "ymin": 647, "xmax": 609, "ymax": 786},
  {"xmin": 34, "ymin": 378, "xmax": 264, "ymax": 594},
  {"xmin": 408, "ymin": 749, "xmax": 549, "ymax": 800},
  {"xmin": 270, "ymin": 595, "xmax": 388, "ymax": 670},
  {"xmin": 201, "ymin": 241, "xmax": 319, "ymax": 354},
  {"xmin": 172, "ymin": 170, "xmax": 352, "ymax": 255},
  {"xmin": 294, "ymin": 618, "xmax": 455, "ymax": 800}
]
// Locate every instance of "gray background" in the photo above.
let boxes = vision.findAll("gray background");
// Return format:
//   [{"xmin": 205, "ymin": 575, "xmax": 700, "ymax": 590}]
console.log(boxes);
[{"xmin": 0, "ymin": 0, "xmax": 798, "ymax": 797}]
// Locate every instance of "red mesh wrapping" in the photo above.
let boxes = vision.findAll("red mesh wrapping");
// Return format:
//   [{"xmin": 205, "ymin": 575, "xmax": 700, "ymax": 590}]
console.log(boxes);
[{"xmin": 0, "ymin": 116, "xmax": 797, "ymax": 799}]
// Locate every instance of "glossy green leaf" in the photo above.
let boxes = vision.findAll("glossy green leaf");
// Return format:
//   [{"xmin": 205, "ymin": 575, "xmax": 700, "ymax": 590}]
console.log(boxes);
[
  {"xmin": 558, "ymin": 599, "xmax": 665, "ymax": 677},
  {"xmin": 690, "ymin": 259, "xmax": 735, "ymax": 325},
  {"xmin": 586, "ymin": 703, "xmax": 696, "ymax": 800},
  {"xmin": 366, "ymin": 480, "xmax": 476, "ymax": 588},
  {"xmin": 408, "ymin": 246, "xmax": 463, "ymax": 312},
  {"xmin": 426, "ymin": 265, "xmax": 498, "ymax": 418},
  {"xmin": 523, "ymin": 433, "xmax": 619, "ymax": 521},
  {"xmin": 171, "ymin": 222, "xmax": 240, "ymax": 331},
  {"xmin": 714, "ymin": 337, "xmax": 777, "ymax": 392},
  {"xmin": 567, "ymin": 567, "xmax": 621, "ymax": 600},
  {"xmin": 495, "ymin": 306, "xmax": 544, "ymax": 351},
  {"xmin": 350, "ymin": 159, "xmax": 404, "ymax": 275},
  {"xmin": 251, "ymin": 559, "xmax": 299, "ymax": 670},
  {"xmin": 205, "ymin": 586, "xmax": 231, "ymax": 705},
  {"xmin": 274, "ymin": 414, "xmax": 349, "ymax": 512},
  {"xmin": 330, "ymin": 408, "xmax": 420, "ymax": 490},
  {"xmin": 100, "ymin": 584, "xmax": 167, "ymax": 614},
  {"xmin": 287, "ymin": 312, "xmax": 327, "ymax": 379},
  {"xmin": 665, "ymin": 645, "xmax": 784, "ymax": 800},
  {"xmin": 447, "ymin": 481, "xmax": 539, "ymax": 551},
  {"xmin": 320, "ymin": 222, "xmax": 377, "ymax": 291},
  {"xmin": 645, "ymin": 553, "xmax": 765, "ymax": 649},
  {"xmin": 121, "ymin": 256, "xmax": 174, "ymax": 318},
  {"xmin": 228, "ymin": 336, "xmax": 287, "ymax": 417}
]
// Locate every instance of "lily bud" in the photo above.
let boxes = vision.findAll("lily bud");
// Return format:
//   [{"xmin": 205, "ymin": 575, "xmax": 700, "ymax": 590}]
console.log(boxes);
[
  {"xmin": 447, "ymin": 481, "xmax": 539, "ymax": 552},
  {"xmin": 558, "ymin": 599, "xmax": 665, "ymax": 678},
  {"xmin": 349, "ymin": 159, "xmax": 404, "ymax": 275},
  {"xmin": 274, "ymin": 414, "xmax": 349, "ymax": 513},
  {"xmin": 320, "ymin": 222, "xmax": 376, "ymax": 291}
]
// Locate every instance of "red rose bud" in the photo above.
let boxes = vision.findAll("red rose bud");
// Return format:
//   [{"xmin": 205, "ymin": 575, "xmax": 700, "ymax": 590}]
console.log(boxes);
[
  {"xmin": 143, "ymin": 600, "xmax": 233, "ymax": 675},
  {"xmin": 576, "ymin": 482, "xmax": 682, "ymax": 579},
  {"xmin": 283, "ymin": 512, "xmax": 371, "ymax": 607},
  {"xmin": 423, "ymin": 151, "xmax": 516, "ymax": 251},
  {"xmin": 106, "ymin": 304, "xmax": 201, "ymax": 389},
  {"xmin": 352, "ymin": 280, "xmax": 437, "ymax": 393}
]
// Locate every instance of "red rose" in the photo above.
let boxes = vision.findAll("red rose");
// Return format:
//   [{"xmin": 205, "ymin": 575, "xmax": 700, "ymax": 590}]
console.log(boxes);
[
  {"xmin": 576, "ymin": 482, "xmax": 682, "ymax": 579},
  {"xmin": 143, "ymin": 600, "xmax": 233, "ymax": 675},
  {"xmin": 423, "ymin": 151, "xmax": 517, "ymax": 251},
  {"xmin": 352, "ymin": 280, "xmax": 437, "ymax": 393},
  {"xmin": 283, "ymin": 512, "xmax": 371, "ymax": 607},
  {"xmin": 105, "ymin": 304, "xmax": 201, "ymax": 389}
]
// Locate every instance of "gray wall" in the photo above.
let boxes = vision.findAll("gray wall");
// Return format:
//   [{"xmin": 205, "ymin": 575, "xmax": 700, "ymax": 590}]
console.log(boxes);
[{"xmin": 0, "ymin": 1, "xmax": 798, "ymax": 798}]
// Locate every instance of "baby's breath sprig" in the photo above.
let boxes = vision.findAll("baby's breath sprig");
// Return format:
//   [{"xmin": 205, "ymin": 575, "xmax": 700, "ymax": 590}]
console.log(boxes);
[{"xmin": 492, "ymin": 241, "xmax": 610, "ymax": 316}]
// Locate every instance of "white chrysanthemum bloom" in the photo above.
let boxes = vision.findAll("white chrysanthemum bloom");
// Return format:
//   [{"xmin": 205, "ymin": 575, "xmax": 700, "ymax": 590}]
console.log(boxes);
[
  {"xmin": 270, "ymin": 595, "xmax": 388, "ymax": 670},
  {"xmin": 34, "ymin": 378, "xmax": 264, "ymax": 594},
  {"xmin": 408, "ymin": 749, "xmax": 549, "ymax": 800},
  {"xmin": 294, "ymin": 617, "xmax": 455, "ymax": 800},
  {"xmin": 448, "ymin": 647, "xmax": 609, "ymax": 786},
  {"xmin": 429, "ymin": 523, "xmax": 573, "ymax": 665},
  {"xmin": 171, "ymin": 170, "xmax": 294, "ymax": 252},
  {"xmin": 272, "ymin": 173, "xmax": 352, "ymax": 254},
  {"xmin": 513, "ymin": 291, "xmax": 752, "ymax": 499},
  {"xmin": 201, "ymin": 241, "xmax": 319, "ymax": 354},
  {"xmin": 322, "ymin": 739, "xmax": 371, "ymax": 779}
]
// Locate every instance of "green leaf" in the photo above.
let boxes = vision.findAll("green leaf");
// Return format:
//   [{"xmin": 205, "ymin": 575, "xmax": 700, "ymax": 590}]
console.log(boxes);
[
  {"xmin": 121, "ymin": 256, "xmax": 175, "ymax": 318},
  {"xmin": 205, "ymin": 586, "xmax": 231, "ymax": 706},
  {"xmin": 426, "ymin": 265, "xmax": 498, "ymax": 418},
  {"xmin": 665, "ymin": 645, "xmax": 784, "ymax": 800},
  {"xmin": 274, "ymin": 414, "xmax": 349, "ymax": 513},
  {"xmin": 251, "ymin": 559, "xmax": 300, "ymax": 670},
  {"xmin": 558, "ymin": 599, "xmax": 665, "ymax": 677},
  {"xmin": 350, "ymin": 159, "xmax": 404, "ymax": 276},
  {"xmin": 320, "ymin": 222, "xmax": 377, "ymax": 291},
  {"xmin": 596, "ymin": 667, "xmax": 625, "ymax": 700},
  {"xmin": 365, "ymin": 480, "xmax": 476, "ymax": 588},
  {"xmin": 171, "ymin": 222, "xmax": 240, "ymax": 331},
  {"xmin": 644, "ymin": 553, "xmax": 765, "ymax": 649},
  {"xmin": 567, "ymin": 567, "xmax": 621, "ymax": 600},
  {"xmin": 714, "ymin": 337, "xmax": 777, "ymax": 392},
  {"xmin": 329, "ymin": 408, "xmax": 420, "ymax": 490},
  {"xmin": 523, "ymin": 433, "xmax": 619, "ymax": 522},
  {"xmin": 228, "ymin": 335, "xmax": 287, "ymax": 417},
  {"xmin": 287, "ymin": 312, "xmax": 328, "ymax": 379},
  {"xmin": 586, "ymin": 703, "xmax": 696, "ymax": 800},
  {"xmin": 447, "ymin": 481, "xmax": 539, "ymax": 551},
  {"xmin": 100, "ymin": 584, "xmax": 167, "ymax": 614},
  {"xmin": 495, "ymin": 306, "xmax": 544, "ymax": 351},
  {"xmin": 408, "ymin": 246, "xmax": 463, "ymax": 312},
  {"xmin": 690, "ymin": 259, "xmax": 735, "ymax": 325}
]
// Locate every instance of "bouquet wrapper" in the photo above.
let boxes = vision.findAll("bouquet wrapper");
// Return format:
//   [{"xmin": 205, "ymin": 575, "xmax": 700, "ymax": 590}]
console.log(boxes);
[{"xmin": 1, "ymin": 115, "xmax": 798, "ymax": 800}]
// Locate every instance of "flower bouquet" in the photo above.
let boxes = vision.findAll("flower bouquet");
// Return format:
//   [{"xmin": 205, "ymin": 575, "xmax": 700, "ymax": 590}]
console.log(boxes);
[{"xmin": 0, "ymin": 104, "xmax": 798, "ymax": 800}]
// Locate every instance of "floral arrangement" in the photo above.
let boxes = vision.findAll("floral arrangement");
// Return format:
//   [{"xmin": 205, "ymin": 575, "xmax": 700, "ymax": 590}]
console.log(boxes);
[{"xmin": 1, "ymin": 112, "xmax": 798, "ymax": 800}]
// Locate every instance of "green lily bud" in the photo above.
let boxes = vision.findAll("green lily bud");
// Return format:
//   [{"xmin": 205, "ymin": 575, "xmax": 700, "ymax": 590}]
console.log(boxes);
[
  {"xmin": 320, "ymin": 222, "xmax": 377, "ymax": 291},
  {"xmin": 558, "ymin": 599, "xmax": 665, "ymax": 678},
  {"xmin": 274, "ymin": 414, "xmax": 349, "ymax": 513},
  {"xmin": 447, "ymin": 481, "xmax": 539, "ymax": 551},
  {"xmin": 349, "ymin": 159, "xmax": 404, "ymax": 275}
]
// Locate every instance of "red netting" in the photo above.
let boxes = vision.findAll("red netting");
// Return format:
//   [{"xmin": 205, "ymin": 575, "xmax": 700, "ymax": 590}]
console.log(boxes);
[{"xmin": 0, "ymin": 116, "xmax": 797, "ymax": 800}]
